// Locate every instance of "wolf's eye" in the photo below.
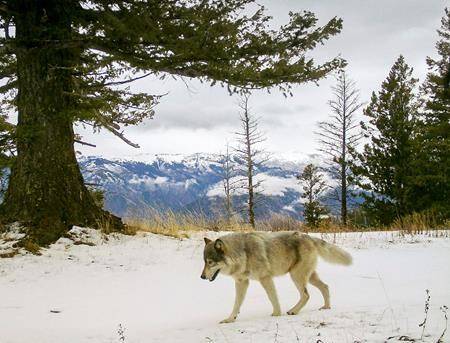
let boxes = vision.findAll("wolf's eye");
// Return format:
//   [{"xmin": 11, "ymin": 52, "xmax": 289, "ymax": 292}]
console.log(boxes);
[{"xmin": 207, "ymin": 260, "xmax": 214, "ymax": 266}]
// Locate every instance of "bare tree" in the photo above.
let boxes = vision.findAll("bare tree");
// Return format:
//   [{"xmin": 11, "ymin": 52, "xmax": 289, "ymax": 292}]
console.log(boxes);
[
  {"xmin": 316, "ymin": 70, "xmax": 363, "ymax": 225},
  {"xmin": 219, "ymin": 143, "xmax": 238, "ymax": 223},
  {"xmin": 234, "ymin": 94, "xmax": 267, "ymax": 228}
]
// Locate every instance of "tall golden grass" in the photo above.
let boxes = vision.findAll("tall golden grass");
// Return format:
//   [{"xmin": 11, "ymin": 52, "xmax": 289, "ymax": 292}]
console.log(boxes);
[
  {"xmin": 391, "ymin": 209, "xmax": 450, "ymax": 236},
  {"xmin": 124, "ymin": 208, "xmax": 252, "ymax": 238},
  {"xmin": 120, "ymin": 207, "xmax": 449, "ymax": 238}
]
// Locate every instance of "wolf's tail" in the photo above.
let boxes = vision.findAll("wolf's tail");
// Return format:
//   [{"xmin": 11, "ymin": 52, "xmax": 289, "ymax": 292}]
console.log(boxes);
[{"xmin": 312, "ymin": 237, "xmax": 352, "ymax": 266}]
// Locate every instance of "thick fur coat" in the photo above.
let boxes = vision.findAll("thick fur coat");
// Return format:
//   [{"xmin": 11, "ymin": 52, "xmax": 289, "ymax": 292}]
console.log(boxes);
[{"xmin": 201, "ymin": 231, "xmax": 352, "ymax": 323}]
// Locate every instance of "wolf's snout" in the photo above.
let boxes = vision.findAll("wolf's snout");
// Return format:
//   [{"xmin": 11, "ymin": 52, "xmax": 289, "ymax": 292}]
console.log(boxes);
[{"xmin": 200, "ymin": 274, "xmax": 206, "ymax": 280}]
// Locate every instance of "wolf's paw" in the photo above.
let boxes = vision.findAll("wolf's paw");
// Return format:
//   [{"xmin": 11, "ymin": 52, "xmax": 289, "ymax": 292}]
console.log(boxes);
[
  {"xmin": 319, "ymin": 305, "xmax": 331, "ymax": 310},
  {"xmin": 219, "ymin": 317, "xmax": 236, "ymax": 324},
  {"xmin": 287, "ymin": 309, "xmax": 298, "ymax": 315},
  {"xmin": 271, "ymin": 310, "xmax": 282, "ymax": 317}
]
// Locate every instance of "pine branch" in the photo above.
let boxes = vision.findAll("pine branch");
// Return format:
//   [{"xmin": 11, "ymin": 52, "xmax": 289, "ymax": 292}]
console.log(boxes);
[
  {"xmin": 74, "ymin": 139, "xmax": 96, "ymax": 148},
  {"xmin": 104, "ymin": 125, "xmax": 139, "ymax": 148},
  {"xmin": 102, "ymin": 72, "xmax": 153, "ymax": 86}
]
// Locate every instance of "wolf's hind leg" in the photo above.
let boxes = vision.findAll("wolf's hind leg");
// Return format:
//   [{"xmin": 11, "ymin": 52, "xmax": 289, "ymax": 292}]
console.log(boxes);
[
  {"xmin": 287, "ymin": 269, "xmax": 312, "ymax": 315},
  {"xmin": 309, "ymin": 271, "xmax": 330, "ymax": 310},
  {"xmin": 220, "ymin": 279, "xmax": 249, "ymax": 324},
  {"xmin": 259, "ymin": 277, "xmax": 282, "ymax": 316}
]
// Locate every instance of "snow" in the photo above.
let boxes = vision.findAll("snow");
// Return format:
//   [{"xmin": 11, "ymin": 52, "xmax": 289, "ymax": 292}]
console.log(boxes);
[
  {"xmin": 282, "ymin": 205, "xmax": 296, "ymax": 212},
  {"xmin": 128, "ymin": 175, "xmax": 198, "ymax": 191},
  {"xmin": 0, "ymin": 229, "xmax": 449, "ymax": 343},
  {"xmin": 103, "ymin": 163, "xmax": 127, "ymax": 174},
  {"xmin": 81, "ymin": 152, "xmax": 322, "ymax": 175},
  {"xmin": 0, "ymin": 223, "xmax": 25, "ymax": 257},
  {"xmin": 128, "ymin": 175, "xmax": 169, "ymax": 186},
  {"xmin": 266, "ymin": 150, "xmax": 321, "ymax": 171},
  {"xmin": 120, "ymin": 151, "xmax": 319, "ymax": 172},
  {"xmin": 255, "ymin": 173, "xmax": 301, "ymax": 196},
  {"xmin": 103, "ymin": 153, "xmax": 221, "ymax": 170},
  {"xmin": 207, "ymin": 173, "xmax": 302, "ymax": 197},
  {"xmin": 184, "ymin": 178, "xmax": 198, "ymax": 189},
  {"xmin": 207, "ymin": 178, "xmax": 237, "ymax": 196}
]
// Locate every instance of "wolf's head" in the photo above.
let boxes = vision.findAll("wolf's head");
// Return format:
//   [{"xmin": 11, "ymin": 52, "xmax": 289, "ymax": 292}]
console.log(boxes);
[{"xmin": 201, "ymin": 237, "xmax": 227, "ymax": 282}]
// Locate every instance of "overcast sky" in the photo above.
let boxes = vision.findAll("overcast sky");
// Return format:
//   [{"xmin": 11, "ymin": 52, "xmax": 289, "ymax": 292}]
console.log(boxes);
[{"xmin": 76, "ymin": 0, "xmax": 448, "ymax": 160}]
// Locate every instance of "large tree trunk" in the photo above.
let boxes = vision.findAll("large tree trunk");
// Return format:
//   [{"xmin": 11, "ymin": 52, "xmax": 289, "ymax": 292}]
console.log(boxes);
[{"xmin": 1, "ymin": 1, "xmax": 123, "ymax": 244}]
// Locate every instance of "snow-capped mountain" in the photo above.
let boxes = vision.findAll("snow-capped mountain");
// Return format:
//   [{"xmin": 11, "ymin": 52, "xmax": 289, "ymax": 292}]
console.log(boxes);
[{"xmin": 79, "ymin": 153, "xmax": 344, "ymax": 220}]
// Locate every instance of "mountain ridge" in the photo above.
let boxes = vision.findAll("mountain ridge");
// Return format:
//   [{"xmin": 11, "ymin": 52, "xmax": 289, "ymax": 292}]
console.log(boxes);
[{"xmin": 78, "ymin": 152, "xmax": 348, "ymax": 220}]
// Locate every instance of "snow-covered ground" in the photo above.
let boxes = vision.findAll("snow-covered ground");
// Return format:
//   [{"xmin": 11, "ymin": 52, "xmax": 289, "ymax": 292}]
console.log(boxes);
[{"xmin": 0, "ymin": 229, "xmax": 449, "ymax": 343}]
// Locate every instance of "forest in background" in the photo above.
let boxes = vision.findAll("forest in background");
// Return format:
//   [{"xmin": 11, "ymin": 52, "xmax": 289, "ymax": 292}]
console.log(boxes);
[{"xmin": 0, "ymin": 2, "xmax": 448, "ymax": 247}]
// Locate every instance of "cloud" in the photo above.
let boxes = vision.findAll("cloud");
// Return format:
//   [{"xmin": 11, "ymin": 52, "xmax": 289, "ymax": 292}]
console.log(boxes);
[{"xmin": 75, "ymin": 0, "xmax": 447, "ymax": 158}]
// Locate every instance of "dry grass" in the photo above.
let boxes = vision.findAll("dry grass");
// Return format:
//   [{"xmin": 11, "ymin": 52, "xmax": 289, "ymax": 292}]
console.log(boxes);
[
  {"xmin": 119, "ymin": 208, "xmax": 449, "ymax": 239},
  {"xmin": 95, "ymin": 214, "xmax": 140, "ymax": 239},
  {"xmin": 124, "ymin": 209, "xmax": 252, "ymax": 239},
  {"xmin": 256, "ymin": 214, "xmax": 304, "ymax": 232},
  {"xmin": 124, "ymin": 210, "xmax": 371, "ymax": 238},
  {"xmin": 0, "ymin": 249, "xmax": 19, "ymax": 258},
  {"xmin": 314, "ymin": 219, "xmax": 350, "ymax": 233},
  {"xmin": 256, "ymin": 215, "xmax": 363, "ymax": 234},
  {"xmin": 19, "ymin": 239, "xmax": 41, "ymax": 255},
  {"xmin": 391, "ymin": 210, "xmax": 449, "ymax": 236},
  {"xmin": 95, "ymin": 215, "xmax": 114, "ymax": 236}
]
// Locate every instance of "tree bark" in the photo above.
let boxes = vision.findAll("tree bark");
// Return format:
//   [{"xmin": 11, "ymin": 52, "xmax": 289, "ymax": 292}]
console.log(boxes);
[
  {"xmin": 341, "ymin": 80, "xmax": 347, "ymax": 226},
  {"xmin": 245, "ymin": 113, "xmax": 255, "ymax": 228},
  {"xmin": 222, "ymin": 144, "xmax": 234, "ymax": 223},
  {"xmin": 1, "ymin": 1, "xmax": 123, "ymax": 244},
  {"xmin": 341, "ymin": 159, "xmax": 347, "ymax": 225}
]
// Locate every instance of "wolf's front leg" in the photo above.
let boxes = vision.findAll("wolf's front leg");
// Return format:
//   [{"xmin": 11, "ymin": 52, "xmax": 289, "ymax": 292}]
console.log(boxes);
[
  {"xmin": 260, "ymin": 277, "xmax": 282, "ymax": 316},
  {"xmin": 220, "ymin": 279, "xmax": 249, "ymax": 323}
]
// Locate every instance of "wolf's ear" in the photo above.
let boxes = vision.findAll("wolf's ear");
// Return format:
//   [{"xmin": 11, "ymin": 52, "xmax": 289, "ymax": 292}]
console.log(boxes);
[
  {"xmin": 214, "ymin": 239, "xmax": 225, "ymax": 253},
  {"xmin": 204, "ymin": 237, "xmax": 212, "ymax": 245}
]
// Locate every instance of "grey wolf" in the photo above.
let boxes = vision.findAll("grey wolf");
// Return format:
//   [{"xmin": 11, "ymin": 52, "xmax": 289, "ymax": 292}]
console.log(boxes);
[{"xmin": 200, "ymin": 231, "xmax": 352, "ymax": 323}]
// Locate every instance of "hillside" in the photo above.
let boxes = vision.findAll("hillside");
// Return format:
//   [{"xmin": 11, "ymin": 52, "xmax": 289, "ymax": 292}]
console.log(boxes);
[{"xmin": 79, "ymin": 153, "xmax": 359, "ymax": 220}]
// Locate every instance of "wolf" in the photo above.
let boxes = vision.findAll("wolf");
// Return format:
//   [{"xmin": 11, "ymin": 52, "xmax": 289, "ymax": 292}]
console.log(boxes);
[{"xmin": 200, "ymin": 231, "xmax": 352, "ymax": 323}]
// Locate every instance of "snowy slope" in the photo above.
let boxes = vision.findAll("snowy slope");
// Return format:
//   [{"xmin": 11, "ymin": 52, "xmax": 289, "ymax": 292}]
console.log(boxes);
[
  {"xmin": 0, "ymin": 230, "xmax": 449, "ymax": 343},
  {"xmin": 79, "ymin": 153, "xmax": 353, "ymax": 219}
]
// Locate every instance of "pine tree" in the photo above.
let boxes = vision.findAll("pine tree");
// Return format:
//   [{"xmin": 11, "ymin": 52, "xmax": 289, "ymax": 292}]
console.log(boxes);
[
  {"xmin": 297, "ymin": 163, "xmax": 328, "ymax": 228},
  {"xmin": 412, "ymin": 8, "xmax": 450, "ymax": 217},
  {"xmin": 353, "ymin": 56, "xmax": 418, "ymax": 225},
  {"xmin": 0, "ymin": 1, "xmax": 343, "ymax": 243},
  {"xmin": 316, "ymin": 70, "xmax": 363, "ymax": 225}
]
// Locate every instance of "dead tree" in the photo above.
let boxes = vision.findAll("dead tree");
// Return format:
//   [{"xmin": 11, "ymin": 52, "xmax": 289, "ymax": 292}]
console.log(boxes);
[
  {"xmin": 234, "ymin": 94, "xmax": 267, "ymax": 228},
  {"xmin": 219, "ymin": 143, "xmax": 238, "ymax": 223},
  {"xmin": 315, "ymin": 70, "xmax": 363, "ymax": 225}
]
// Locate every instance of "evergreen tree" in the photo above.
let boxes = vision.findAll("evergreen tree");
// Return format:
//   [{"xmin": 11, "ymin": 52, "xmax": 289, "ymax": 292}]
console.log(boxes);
[
  {"xmin": 297, "ymin": 163, "xmax": 328, "ymax": 227},
  {"xmin": 316, "ymin": 70, "xmax": 363, "ymax": 225},
  {"xmin": 412, "ymin": 8, "xmax": 450, "ymax": 217},
  {"xmin": 0, "ymin": 1, "xmax": 343, "ymax": 243},
  {"xmin": 353, "ymin": 56, "xmax": 418, "ymax": 225}
]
